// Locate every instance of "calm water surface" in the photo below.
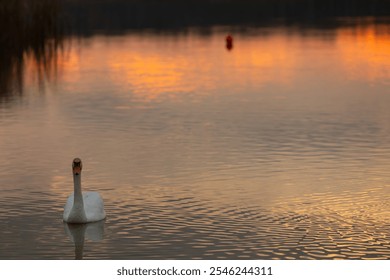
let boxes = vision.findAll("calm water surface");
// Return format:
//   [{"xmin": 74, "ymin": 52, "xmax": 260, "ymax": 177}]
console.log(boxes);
[{"xmin": 1, "ymin": 22, "xmax": 390, "ymax": 259}]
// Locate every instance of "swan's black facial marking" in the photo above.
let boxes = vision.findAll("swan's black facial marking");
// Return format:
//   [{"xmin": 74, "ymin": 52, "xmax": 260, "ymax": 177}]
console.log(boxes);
[{"xmin": 72, "ymin": 158, "xmax": 82, "ymax": 175}]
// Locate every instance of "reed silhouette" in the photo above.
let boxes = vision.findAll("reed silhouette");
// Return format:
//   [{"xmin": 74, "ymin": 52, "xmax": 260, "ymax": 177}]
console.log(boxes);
[{"xmin": 0, "ymin": 0, "xmax": 65, "ymax": 101}]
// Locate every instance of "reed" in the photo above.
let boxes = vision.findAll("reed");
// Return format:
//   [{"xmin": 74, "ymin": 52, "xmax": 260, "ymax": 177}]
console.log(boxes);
[{"xmin": 0, "ymin": 0, "xmax": 65, "ymax": 99}]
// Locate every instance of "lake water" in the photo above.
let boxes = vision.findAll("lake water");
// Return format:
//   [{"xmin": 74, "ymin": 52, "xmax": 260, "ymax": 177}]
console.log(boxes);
[{"xmin": 1, "ymin": 19, "xmax": 390, "ymax": 259}]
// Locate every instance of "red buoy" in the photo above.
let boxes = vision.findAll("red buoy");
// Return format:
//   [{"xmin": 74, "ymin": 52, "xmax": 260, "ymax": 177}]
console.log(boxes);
[{"xmin": 226, "ymin": 34, "xmax": 233, "ymax": 51}]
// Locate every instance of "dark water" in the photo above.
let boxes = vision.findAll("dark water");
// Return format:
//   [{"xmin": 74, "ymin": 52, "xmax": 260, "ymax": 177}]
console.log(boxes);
[{"xmin": 1, "ymin": 2, "xmax": 390, "ymax": 259}]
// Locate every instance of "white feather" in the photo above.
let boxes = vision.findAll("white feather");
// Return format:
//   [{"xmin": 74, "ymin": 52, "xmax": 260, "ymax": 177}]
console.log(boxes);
[{"xmin": 63, "ymin": 191, "xmax": 106, "ymax": 223}]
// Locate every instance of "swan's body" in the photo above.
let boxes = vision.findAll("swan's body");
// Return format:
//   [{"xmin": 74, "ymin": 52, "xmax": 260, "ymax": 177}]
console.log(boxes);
[
  {"xmin": 63, "ymin": 191, "xmax": 105, "ymax": 223},
  {"xmin": 63, "ymin": 158, "xmax": 106, "ymax": 223}
]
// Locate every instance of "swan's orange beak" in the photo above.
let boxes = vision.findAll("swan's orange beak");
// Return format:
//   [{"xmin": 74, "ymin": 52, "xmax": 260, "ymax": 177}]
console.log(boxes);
[
  {"xmin": 72, "ymin": 158, "xmax": 82, "ymax": 176},
  {"xmin": 73, "ymin": 166, "xmax": 81, "ymax": 175}
]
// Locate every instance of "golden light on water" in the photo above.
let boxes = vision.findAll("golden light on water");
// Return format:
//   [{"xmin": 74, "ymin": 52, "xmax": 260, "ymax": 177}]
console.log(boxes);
[
  {"xmin": 8, "ymin": 24, "xmax": 379, "ymax": 109},
  {"xmin": 109, "ymin": 49, "xmax": 195, "ymax": 102},
  {"xmin": 106, "ymin": 33, "xmax": 299, "ymax": 100},
  {"xmin": 337, "ymin": 24, "xmax": 390, "ymax": 83},
  {"xmin": 32, "ymin": 23, "xmax": 387, "ymax": 107}
]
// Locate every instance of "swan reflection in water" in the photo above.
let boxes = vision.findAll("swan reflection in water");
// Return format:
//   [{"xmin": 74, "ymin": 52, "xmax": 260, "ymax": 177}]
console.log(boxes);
[{"xmin": 64, "ymin": 220, "xmax": 105, "ymax": 259}]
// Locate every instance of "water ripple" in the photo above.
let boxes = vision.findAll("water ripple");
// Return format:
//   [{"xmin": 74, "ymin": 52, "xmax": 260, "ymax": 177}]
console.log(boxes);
[{"xmin": 1, "ymin": 25, "xmax": 390, "ymax": 259}]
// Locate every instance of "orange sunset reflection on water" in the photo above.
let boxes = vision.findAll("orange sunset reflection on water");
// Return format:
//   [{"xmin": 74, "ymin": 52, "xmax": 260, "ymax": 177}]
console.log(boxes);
[
  {"xmin": 337, "ymin": 22, "xmax": 390, "ymax": 83},
  {"xmin": 48, "ymin": 23, "xmax": 390, "ymax": 107}
]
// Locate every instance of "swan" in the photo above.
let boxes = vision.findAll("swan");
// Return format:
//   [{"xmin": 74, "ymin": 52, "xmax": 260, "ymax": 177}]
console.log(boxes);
[{"xmin": 63, "ymin": 158, "xmax": 106, "ymax": 223}]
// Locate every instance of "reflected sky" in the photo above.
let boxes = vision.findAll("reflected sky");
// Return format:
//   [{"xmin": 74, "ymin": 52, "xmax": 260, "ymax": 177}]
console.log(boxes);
[{"xmin": 45, "ymin": 23, "xmax": 390, "ymax": 107}]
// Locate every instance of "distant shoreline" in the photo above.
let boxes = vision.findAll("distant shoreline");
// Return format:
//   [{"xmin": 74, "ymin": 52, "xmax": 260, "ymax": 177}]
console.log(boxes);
[{"xmin": 61, "ymin": 0, "xmax": 390, "ymax": 33}]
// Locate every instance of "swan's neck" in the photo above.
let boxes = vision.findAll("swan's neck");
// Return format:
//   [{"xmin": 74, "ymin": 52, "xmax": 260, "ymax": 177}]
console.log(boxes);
[
  {"xmin": 68, "ymin": 174, "xmax": 87, "ymax": 223},
  {"xmin": 73, "ymin": 174, "xmax": 84, "ymax": 207}
]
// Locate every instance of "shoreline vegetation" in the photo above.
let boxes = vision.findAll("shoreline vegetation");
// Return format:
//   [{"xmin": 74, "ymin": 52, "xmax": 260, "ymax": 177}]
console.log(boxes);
[
  {"xmin": 0, "ymin": 0, "xmax": 389, "ymax": 100},
  {"xmin": 62, "ymin": 0, "xmax": 390, "ymax": 33},
  {"xmin": 1, "ymin": 1, "xmax": 389, "ymax": 36},
  {"xmin": 0, "ymin": 0, "xmax": 64, "ymax": 99}
]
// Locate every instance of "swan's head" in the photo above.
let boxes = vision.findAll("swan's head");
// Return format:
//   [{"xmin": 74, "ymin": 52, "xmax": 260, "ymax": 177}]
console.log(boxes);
[{"xmin": 72, "ymin": 158, "xmax": 82, "ymax": 176}]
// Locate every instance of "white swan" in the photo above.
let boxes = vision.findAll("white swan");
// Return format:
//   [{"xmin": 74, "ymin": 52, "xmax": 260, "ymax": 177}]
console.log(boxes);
[{"xmin": 63, "ymin": 158, "xmax": 106, "ymax": 223}]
